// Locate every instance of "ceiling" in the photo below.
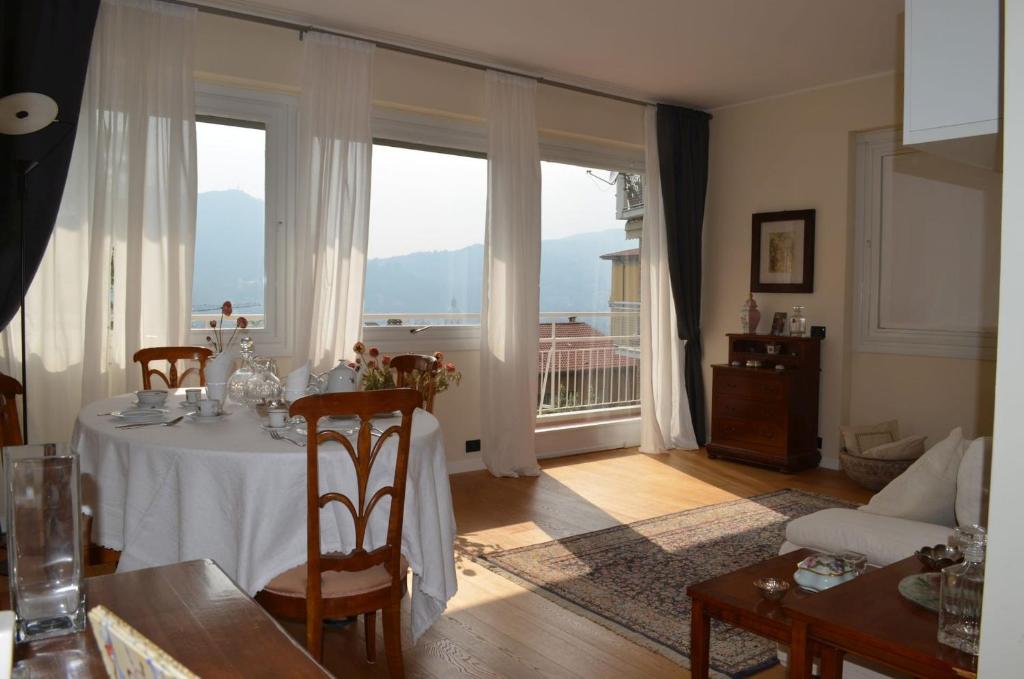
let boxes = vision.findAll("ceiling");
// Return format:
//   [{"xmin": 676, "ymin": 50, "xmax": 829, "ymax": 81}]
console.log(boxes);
[{"xmin": 218, "ymin": 0, "xmax": 904, "ymax": 109}]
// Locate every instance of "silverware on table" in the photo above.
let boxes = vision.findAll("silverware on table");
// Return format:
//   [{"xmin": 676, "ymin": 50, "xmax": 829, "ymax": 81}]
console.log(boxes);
[
  {"xmin": 115, "ymin": 416, "xmax": 184, "ymax": 430},
  {"xmin": 269, "ymin": 429, "xmax": 304, "ymax": 447}
]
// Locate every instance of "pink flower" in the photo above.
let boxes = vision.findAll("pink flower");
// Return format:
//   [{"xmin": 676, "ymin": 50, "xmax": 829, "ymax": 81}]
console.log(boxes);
[
  {"xmin": 347, "ymin": 362, "xmax": 358, "ymax": 370},
  {"xmin": 446, "ymin": 362, "xmax": 457, "ymax": 373},
  {"xmin": 367, "ymin": 360, "xmax": 377, "ymax": 369},
  {"xmin": 434, "ymin": 351, "xmax": 444, "ymax": 362},
  {"xmin": 237, "ymin": 317, "xmax": 248, "ymax": 329},
  {"xmin": 221, "ymin": 301, "xmax": 233, "ymax": 317},
  {"xmin": 368, "ymin": 347, "xmax": 379, "ymax": 358},
  {"xmin": 381, "ymin": 355, "xmax": 391, "ymax": 366}
]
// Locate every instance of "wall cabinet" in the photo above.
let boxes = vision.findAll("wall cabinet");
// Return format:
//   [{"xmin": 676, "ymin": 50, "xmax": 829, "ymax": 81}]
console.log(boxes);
[{"xmin": 707, "ymin": 334, "xmax": 821, "ymax": 473}]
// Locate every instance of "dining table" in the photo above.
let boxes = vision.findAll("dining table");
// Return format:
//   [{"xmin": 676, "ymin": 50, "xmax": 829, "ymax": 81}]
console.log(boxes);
[{"xmin": 71, "ymin": 390, "xmax": 458, "ymax": 642}]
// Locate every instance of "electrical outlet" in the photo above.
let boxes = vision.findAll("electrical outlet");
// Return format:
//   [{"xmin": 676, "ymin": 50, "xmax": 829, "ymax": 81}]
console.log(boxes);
[
  {"xmin": 816, "ymin": 436, "xmax": 823, "ymax": 450},
  {"xmin": 465, "ymin": 439, "xmax": 481, "ymax": 453}
]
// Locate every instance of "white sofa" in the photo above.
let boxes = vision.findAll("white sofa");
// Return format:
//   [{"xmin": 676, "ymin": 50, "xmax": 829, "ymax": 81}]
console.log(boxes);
[{"xmin": 776, "ymin": 431, "xmax": 991, "ymax": 678}]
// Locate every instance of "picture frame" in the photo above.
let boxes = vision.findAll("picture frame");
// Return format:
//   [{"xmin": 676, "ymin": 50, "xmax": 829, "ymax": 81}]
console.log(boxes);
[
  {"xmin": 770, "ymin": 312, "xmax": 788, "ymax": 336},
  {"xmin": 750, "ymin": 209, "xmax": 815, "ymax": 293}
]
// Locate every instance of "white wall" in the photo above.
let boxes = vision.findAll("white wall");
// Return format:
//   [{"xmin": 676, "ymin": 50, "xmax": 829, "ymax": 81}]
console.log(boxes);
[
  {"xmin": 704, "ymin": 73, "xmax": 996, "ymax": 468},
  {"xmin": 193, "ymin": 12, "xmax": 645, "ymax": 467},
  {"xmin": 979, "ymin": 1, "xmax": 1024, "ymax": 672}
]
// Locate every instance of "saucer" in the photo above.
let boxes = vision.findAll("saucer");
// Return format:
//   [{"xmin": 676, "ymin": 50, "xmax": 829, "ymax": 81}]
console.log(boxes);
[
  {"xmin": 179, "ymin": 401, "xmax": 201, "ymax": 409},
  {"xmin": 188, "ymin": 410, "xmax": 231, "ymax": 422},
  {"xmin": 131, "ymin": 400, "xmax": 168, "ymax": 410},
  {"xmin": 260, "ymin": 423, "xmax": 290, "ymax": 433},
  {"xmin": 112, "ymin": 408, "xmax": 169, "ymax": 422}
]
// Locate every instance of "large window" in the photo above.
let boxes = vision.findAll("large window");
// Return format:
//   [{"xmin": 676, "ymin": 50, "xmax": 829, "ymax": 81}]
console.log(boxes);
[
  {"xmin": 537, "ymin": 161, "xmax": 641, "ymax": 416},
  {"xmin": 363, "ymin": 143, "xmax": 487, "ymax": 328},
  {"xmin": 190, "ymin": 84, "xmax": 295, "ymax": 355}
]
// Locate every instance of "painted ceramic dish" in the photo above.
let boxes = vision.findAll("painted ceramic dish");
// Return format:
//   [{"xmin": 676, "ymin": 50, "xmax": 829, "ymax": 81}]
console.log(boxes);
[
  {"xmin": 793, "ymin": 553, "xmax": 858, "ymax": 592},
  {"xmin": 898, "ymin": 572, "xmax": 941, "ymax": 612}
]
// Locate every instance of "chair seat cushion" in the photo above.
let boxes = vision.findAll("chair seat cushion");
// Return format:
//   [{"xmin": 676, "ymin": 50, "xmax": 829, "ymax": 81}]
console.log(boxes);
[{"xmin": 264, "ymin": 556, "xmax": 408, "ymax": 599}]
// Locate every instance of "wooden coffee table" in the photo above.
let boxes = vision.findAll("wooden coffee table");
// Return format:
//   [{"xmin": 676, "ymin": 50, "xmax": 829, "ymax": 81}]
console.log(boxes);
[
  {"xmin": 686, "ymin": 548, "xmax": 817, "ymax": 678},
  {"xmin": 786, "ymin": 557, "xmax": 978, "ymax": 679}
]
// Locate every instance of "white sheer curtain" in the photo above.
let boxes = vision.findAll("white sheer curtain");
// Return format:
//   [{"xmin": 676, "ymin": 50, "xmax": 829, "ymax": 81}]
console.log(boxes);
[
  {"xmin": 293, "ymin": 34, "xmax": 374, "ymax": 373},
  {"xmin": 0, "ymin": 0, "xmax": 196, "ymax": 443},
  {"xmin": 640, "ymin": 106, "xmax": 698, "ymax": 453},
  {"xmin": 480, "ymin": 71, "xmax": 542, "ymax": 478}
]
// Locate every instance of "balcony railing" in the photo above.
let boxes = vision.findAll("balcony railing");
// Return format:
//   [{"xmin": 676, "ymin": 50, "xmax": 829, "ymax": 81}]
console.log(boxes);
[{"xmin": 361, "ymin": 309, "xmax": 642, "ymax": 418}]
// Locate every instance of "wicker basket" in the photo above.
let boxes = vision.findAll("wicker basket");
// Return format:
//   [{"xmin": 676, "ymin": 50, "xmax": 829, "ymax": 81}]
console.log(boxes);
[{"xmin": 838, "ymin": 450, "xmax": 917, "ymax": 491}]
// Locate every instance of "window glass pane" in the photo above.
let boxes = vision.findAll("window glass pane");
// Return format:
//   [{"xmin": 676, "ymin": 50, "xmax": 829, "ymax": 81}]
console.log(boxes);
[
  {"xmin": 364, "ymin": 144, "xmax": 486, "ymax": 326},
  {"xmin": 538, "ymin": 161, "xmax": 641, "ymax": 415},
  {"xmin": 192, "ymin": 119, "xmax": 266, "ymax": 330}
]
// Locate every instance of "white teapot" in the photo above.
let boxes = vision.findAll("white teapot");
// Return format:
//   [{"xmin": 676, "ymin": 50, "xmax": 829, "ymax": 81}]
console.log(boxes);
[{"xmin": 322, "ymin": 360, "xmax": 359, "ymax": 394}]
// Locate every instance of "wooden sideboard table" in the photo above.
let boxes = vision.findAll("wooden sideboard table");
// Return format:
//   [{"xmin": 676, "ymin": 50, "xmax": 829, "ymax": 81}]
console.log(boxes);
[
  {"xmin": 786, "ymin": 557, "xmax": 977, "ymax": 679},
  {"xmin": 686, "ymin": 549, "xmax": 817, "ymax": 678},
  {"xmin": 6, "ymin": 559, "xmax": 331, "ymax": 678}
]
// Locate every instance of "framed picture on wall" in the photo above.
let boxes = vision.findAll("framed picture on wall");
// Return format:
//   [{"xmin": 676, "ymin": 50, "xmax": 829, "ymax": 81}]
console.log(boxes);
[{"xmin": 750, "ymin": 209, "xmax": 815, "ymax": 293}]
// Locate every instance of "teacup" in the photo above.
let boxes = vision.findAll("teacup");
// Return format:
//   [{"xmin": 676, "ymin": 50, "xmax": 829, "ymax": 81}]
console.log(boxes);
[
  {"xmin": 198, "ymin": 399, "xmax": 221, "ymax": 418},
  {"xmin": 184, "ymin": 388, "xmax": 202, "ymax": 404},
  {"xmin": 137, "ymin": 389, "xmax": 168, "ymax": 408},
  {"xmin": 267, "ymin": 408, "xmax": 288, "ymax": 428}
]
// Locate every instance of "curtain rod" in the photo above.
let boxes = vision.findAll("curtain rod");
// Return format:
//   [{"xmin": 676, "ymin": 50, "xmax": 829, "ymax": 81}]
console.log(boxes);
[{"xmin": 163, "ymin": 0, "xmax": 656, "ymax": 108}]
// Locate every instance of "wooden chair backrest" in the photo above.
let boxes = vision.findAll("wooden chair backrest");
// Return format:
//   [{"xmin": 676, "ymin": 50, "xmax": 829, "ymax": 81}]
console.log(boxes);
[
  {"xmin": 132, "ymin": 346, "xmax": 213, "ymax": 389},
  {"xmin": 288, "ymin": 388, "xmax": 422, "ymax": 607},
  {"xmin": 390, "ymin": 354, "xmax": 440, "ymax": 413},
  {"xmin": 0, "ymin": 371, "xmax": 24, "ymax": 446}
]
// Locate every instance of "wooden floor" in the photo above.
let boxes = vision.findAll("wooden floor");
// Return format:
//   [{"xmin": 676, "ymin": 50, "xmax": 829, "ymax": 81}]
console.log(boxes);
[
  {"xmin": 305, "ymin": 447, "xmax": 872, "ymax": 679},
  {"xmin": 2, "ymin": 447, "xmax": 870, "ymax": 677}
]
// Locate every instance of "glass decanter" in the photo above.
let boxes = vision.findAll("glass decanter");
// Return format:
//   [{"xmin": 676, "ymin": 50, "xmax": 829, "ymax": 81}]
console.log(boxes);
[
  {"xmin": 244, "ymin": 357, "xmax": 282, "ymax": 411},
  {"xmin": 938, "ymin": 535, "xmax": 986, "ymax": 655},
  {"xmin": 227, "ymin": 335, "xmax": 256, "ymax": 405}
]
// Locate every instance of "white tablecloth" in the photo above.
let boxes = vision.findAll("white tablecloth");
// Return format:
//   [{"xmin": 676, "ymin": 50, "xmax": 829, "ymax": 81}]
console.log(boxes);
[{"xmin": 72, "ymin": 393, "xmax": 458, "ymax": 642}]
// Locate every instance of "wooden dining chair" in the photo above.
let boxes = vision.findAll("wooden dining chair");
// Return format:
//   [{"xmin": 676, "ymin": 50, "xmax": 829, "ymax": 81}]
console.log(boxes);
[
  {"xmin": 390, "ymin": 354, "xmax": 440, "ymax": 413},
  {"xmin": 256, "ymin": 388, "xmax": 423, "ymax": 676},
  {"xmin": 0, "ymin": 371, "xmax": 24, "ymax": 446},
  {"xmin": 132, "ymin": 346, "xmax": 213, "ymax": 389}
]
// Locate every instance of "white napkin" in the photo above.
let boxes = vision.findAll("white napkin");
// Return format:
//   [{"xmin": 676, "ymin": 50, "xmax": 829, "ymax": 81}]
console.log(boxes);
[
  {"xmin": 285, "ymin": 360, "xmax": 311, "ymax": 401},
  {"xmin": 205, "ymin": 350, "xmax": 235, "ymax": 386}
]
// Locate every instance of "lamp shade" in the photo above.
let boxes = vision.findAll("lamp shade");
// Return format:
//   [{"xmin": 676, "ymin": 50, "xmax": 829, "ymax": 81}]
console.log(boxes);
[{"xmin": 0, "ymin": 92, "xmax": 59, "ymax": 135}]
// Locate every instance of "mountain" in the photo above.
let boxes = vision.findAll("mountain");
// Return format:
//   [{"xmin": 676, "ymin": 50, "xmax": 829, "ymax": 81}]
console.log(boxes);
[
  {"xmin": 193, "ymin": 190, "xmax": 265, "ymax": 313},
  {"xmin": 193, "ymin": 189, "xmax": 635, "ymax": 317}
]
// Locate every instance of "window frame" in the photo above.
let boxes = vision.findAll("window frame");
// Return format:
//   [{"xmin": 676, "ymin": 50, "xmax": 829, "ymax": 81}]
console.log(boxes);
[
  {"xmin": 190, "ymin": 82, "xmax": 297, "ymax": 357},
  {"xmin": 363, "ymin": 106, "xmax": 645, "ymax": 352}
]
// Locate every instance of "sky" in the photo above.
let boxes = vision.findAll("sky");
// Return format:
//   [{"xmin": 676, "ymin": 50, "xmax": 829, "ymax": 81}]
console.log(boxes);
[{"xmin": 196, "ymin": 126, "xmax": 632, "ymax": 260}]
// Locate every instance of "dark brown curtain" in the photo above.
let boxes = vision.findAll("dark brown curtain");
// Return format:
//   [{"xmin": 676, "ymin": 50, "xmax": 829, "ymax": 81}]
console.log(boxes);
[
  {"xmin": 656, "ymin": 103, "xmax": 711, "ymax": 445},
  {"xmin": 0, "ymin": 0, "xmax": 100, "ymax": 332}
]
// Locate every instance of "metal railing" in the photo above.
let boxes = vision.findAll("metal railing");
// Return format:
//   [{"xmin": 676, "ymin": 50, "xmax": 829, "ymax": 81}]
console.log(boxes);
[{"xmin": 190, "ymin": 312, "xmax": 266, "ymax": 330}]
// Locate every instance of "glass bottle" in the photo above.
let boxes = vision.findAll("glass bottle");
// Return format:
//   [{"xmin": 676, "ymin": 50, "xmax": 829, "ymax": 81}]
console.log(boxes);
[
  {"xmin": 789, "ymin": 305, "xmax": 807, "ymax": 337},
  {"xmin": 244, "ymin": 357, "xmax": 282, "ymax": 410},
  {"xmin": 938, "ymin": 537, "xmax": 985, "ymax": 655},
  {"xmin": 227, "ymin": 335, "xmax": 256, "ymax": 405}
]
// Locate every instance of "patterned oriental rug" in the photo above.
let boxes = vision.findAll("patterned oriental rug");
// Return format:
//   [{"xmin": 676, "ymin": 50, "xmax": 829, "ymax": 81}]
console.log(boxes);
[{"xmin": 477, "ymin": 489, "xmax": 853, "ymax": 679}]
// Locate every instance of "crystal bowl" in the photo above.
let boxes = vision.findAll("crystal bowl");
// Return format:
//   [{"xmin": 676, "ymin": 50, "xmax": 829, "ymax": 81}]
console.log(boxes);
[
  {"xmin": 915, "ymin": 545, "xmax": 963, "ymax": 571},
  {"xmin": 753, "ymin": 576, "xmax": 790, "ymax": 601}
]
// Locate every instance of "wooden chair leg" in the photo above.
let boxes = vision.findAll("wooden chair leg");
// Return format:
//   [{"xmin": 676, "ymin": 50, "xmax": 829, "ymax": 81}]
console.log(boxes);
[
  {"xmin": 382, "ymin": 604, "xmax": 404, "ymax": 679},
  {"xmin": 364, "ymin": 611, "xmax": 377, "ymax": 662},
  {"xmin": 306, "ymin": 616, "xmax": 324, "ymax": 663}
]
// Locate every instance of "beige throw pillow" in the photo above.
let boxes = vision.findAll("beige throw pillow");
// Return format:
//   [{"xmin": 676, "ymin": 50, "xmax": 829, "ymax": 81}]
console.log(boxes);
[
  {"xmin": 955, "ymin": 437, "xmax": 991, "ymax": 528},
  {"xmin": 859, "ymin": 435, "xmax": 927, "ymax": 461},
  {"xmin": 859, "ymin": 427, "xmax": 967, "ymax": 527},
  {"xmin": 840, "ymin": 420, "xmax": 900, "ymax": 454}
]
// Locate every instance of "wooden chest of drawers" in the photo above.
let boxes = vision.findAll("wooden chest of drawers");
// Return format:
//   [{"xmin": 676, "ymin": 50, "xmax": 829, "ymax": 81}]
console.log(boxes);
[{"xmin": 707, "ymin": 334, "xmax": 821, "ymax": 473}]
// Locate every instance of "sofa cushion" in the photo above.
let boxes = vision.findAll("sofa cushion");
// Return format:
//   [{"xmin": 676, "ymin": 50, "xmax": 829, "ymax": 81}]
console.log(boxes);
[
  {"xmin": 840, "ymin": 420, "xmax": 900, "ymax": 455},
  {"xmin": 859, "ymin": 427, "xmax": 966, "ymax": 527},
  {"xmin": 785, "ymin": 508, "xmax": 952, "ymax": 566},
  {"xmin": 859, "ymin": 435, "xmax": 927, "ymax": 461},
  {"xmin": 955, "ymin": 437, "xmax": 991, "ymax": 528}
]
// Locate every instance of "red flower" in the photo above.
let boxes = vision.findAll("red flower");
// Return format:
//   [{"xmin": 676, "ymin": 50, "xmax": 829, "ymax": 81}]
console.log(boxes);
[
  {"xmin": 367, "ymin": 360, "xmax": 377, "ymax": 369},
  {"xmin": 368, "ymin": 347, "xmax": 379, "ymax": 358},
  {"xmin": 381, "ymin": 355, "xmax": 391, "ymax": 366},
  {"xmin": 446, "ymin": 362, "xmax": 457, "ymax": 373},
  {"xmin": 434, "ymin": 351, "xmax": 444, "ymax": 362},
  {"xmin": 347, "ymin": 362, "xmax": 358, "ymax": 370},
  {"xmin": 209, "ymin": 320, "xmax": 217, "ymax": 328},
  {"xmin": 237, "ymin": 317, "xmax": 249, "ymax": 329},
  {"xmin": 221, "ymin": 301, "xmax": 233, "ymax": 317}
]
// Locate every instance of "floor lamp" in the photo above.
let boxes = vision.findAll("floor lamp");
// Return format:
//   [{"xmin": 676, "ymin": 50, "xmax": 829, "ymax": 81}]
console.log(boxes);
[{"xmin": 0, "ymin": 92, "xmax": 60, "ymax": 444}]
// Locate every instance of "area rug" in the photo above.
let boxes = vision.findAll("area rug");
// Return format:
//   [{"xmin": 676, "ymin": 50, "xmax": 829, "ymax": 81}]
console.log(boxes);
[{"xmin": 476, "ymin": 489, "xmax": 854, "ymax": 679}]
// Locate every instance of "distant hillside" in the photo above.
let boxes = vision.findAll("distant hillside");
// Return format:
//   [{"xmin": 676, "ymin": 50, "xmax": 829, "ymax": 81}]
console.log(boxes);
[
  {"xmin": 193, "ymin": 189, "xmax": 635, "ymax": 317},
  {"xmin": 193, "ymin": 190, "xmax": 265, "ymax": 313}
]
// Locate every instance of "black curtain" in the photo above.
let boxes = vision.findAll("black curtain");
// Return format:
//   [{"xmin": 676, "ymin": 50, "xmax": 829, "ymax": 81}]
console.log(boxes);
[
  {"xmin": 0, "ymin": 0, "xmax": 100, "ymax": 333},
  {"xmin": 656, "ymin": 103, "xmax": 711, "ymax": 446}
]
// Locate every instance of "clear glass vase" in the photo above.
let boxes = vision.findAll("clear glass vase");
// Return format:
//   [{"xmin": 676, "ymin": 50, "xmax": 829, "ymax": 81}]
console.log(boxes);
[
  {"xmin": 938, "ymin": 537, "xmax": 985, "ymax": 655},
  {"xmin": 789, "ymin": 305, "xmax": 807, "ymax": 337},
  {"xmin": 227, "ymin": 335, "xmax": 256, "ymax": 405},
  {"xmin": 5, "ymin": 443, "xmax": 86, "ymax": 642},
  {"xmin": 244, "ymin": 357, "xmax": 282, "ymax": 411}
]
